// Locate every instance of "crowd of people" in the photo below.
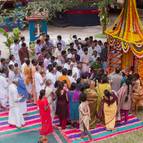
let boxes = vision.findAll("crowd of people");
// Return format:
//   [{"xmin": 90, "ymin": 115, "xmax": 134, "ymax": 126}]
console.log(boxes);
[{"xmin": 0, "ymin": 34, "xmax": 143, "ymax": 142}]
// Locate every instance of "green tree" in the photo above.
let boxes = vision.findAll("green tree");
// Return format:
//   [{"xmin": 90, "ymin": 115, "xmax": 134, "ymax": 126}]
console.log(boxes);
[
  {"xmin": 25, "ymin": 0, "xmax": 81, "ymax": 21},
  {"xmin": 0, "ymin": 28, "xmax": 21, "ymax": 55},
  {"xmin": 95, "ymin": 0, "xmax": 113, "ymax": 34}
]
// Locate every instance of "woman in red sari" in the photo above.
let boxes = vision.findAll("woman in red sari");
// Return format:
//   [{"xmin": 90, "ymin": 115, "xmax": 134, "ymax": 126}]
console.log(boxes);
[{"xmin": 37, "ymin": 89, "xmax": 53, "ymax": 142}]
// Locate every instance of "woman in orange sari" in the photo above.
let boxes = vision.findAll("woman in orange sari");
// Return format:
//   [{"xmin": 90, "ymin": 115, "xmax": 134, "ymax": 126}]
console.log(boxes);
[
  {"xmin": 95, "ymin": 76, "xmax": 112, "ymax": 113},
  {"xmin": 37, "ymin": 89, "xmax": 53, "ymax": 142}
]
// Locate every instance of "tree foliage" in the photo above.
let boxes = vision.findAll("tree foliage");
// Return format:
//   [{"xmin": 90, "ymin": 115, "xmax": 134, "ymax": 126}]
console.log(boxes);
[
  {"xmin": 0, "ymin": 28, "xmax": 21, "ymax": 54},
  {"xmin": 94, "ymin": 0, "xmax": 114, "ymax": 33},
  {"xmin": 0, "ymin": 0, "xmax": 99, "ymax": 22},
  {"xmin": 25, "ymin": 0, "xmax": 96, "ymax": 20}
]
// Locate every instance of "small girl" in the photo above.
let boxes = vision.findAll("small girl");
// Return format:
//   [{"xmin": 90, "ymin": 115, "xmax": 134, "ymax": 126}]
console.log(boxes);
[{"xmin": 79, "ymin": 93, "xmax": 92, "ymax": 140}]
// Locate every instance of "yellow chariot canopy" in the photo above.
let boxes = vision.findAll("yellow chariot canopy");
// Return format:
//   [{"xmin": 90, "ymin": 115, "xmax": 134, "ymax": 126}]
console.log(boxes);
[
  {"xmin": 105, "ymin": 0, "xmax": 143, "ymax": 58},
  {"xmin": 105, "ymin": 0, "xmax": 143, "ymax": 45}
]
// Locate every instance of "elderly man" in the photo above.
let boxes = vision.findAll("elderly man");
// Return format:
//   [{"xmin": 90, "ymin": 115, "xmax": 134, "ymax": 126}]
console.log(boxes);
[{"xmin": 8, "ymin": 79, "xmax": 25, "ymax": 128}]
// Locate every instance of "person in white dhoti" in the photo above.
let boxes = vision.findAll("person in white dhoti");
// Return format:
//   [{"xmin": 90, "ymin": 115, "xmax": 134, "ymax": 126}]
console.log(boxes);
[
  {"xmin": 81, "ymin": 48, "xmax": 90, "ymax": 73},
  {"xmin": 8, "ymin": 79, "xmax": 25, "ymax": 128},
  {"xmin": 0, "ymin": 68, "xmax": 9, "ymax": 110},
  {"xmin": 35, "ymin": 67, "xmax": 45, "ymax": 98},
  {"xmin": 46, "ymin": 65, "xmax": 56, "ymax": 88},
  {"xmin": 8, "ymin": 64, "xmax": 15, "ymax": 84},
  {"xmin": 45, "ymin": 80, "xmax": 56, "ymax": 122}
]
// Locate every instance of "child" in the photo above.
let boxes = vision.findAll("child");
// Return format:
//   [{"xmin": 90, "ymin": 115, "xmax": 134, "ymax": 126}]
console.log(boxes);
[{"xmin": 79, "ymin": 93, "xmax": 92, "ymax": 140}]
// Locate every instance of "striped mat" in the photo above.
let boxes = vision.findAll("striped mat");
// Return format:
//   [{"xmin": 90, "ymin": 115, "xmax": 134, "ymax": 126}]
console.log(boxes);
[
  {"xmin": 0, "ymin": 102, "xmax": 143, "ymax": 143},
  {"xmin": 61, "ymin": 115, "xmax": 143, "ymax": 143},
  {"xmin": 0, "ymin": 102, "xmax": 59, "ymax": 138}
]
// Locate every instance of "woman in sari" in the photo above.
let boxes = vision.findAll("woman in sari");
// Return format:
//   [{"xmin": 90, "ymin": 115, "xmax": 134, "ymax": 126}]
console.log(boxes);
[
  {"xmin": 95, "ymin": 76, "xmax": 112, "ymax": 114},
  {"xmin": 68, "ymin": 83, "xmax": 80, "ymax": 127},
  {"xmin": 117, "ymin": 78, "xmax": 132, "ymax": 123},
  {"xmin": 37, "ymin": 89, "xmax": 53, "ymax": 142},
  {"xmin": 85, "ymin": 80, "xmax": 98, "ymax": 128},
  {"xmin": 56, "ymin": 82, "xmax": 69, "ymax": 129},
  {"xmin": 132, "ymin": 73, "xmax": 143, "ymax": 114},
  {"xmin": 103, "ymin": 90, "xmax": 118, "ymax": 131}
]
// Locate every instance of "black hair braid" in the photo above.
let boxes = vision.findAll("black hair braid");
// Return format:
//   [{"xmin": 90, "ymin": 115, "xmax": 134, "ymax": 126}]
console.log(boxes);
[{"xmin": 125, "ymin": 84, "xmax": 130, "ymax": 102}]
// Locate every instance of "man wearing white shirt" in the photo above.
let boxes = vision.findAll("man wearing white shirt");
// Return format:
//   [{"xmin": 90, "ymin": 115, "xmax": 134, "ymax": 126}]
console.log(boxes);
[
  {"xmin": 9, "ymin": 55, "xmax": 16, "ymax": 66},
  {"xmin": 8, "ymin": 79, "xmax": 25, "ymax": 128},
  {"xmin": 89, "ymin": 50, "xmax": 99, "ymax": 63},
  {"xmin": 53, "ymin": 43, "xmax": 62, "ymax": 58},
  {"xmin": 10, "ymin": 39, "xmax": 21, "ymax": 67},
  {"xmin": 8, "ymin": 64, "xmax": 15, "ymax": 84},
  {"xmin": 46, "ymin": 65, "xmax": 56, "ymax": 87},
  {"xmin": 56, "ymin": 66, "xmax": 62, "ymax": 80},
  {"xmin": 94, "ymin": 40, "xmax": 102, "ymax": 57},
  {"xmin": 72, "ymin": 63, "xmax": 80, "ymax": 80},
  {"xmin": 63, "ymin": 59, "xmax": 71, "ymax": 70},
  {"xmin": 35, "ymin": 39, "xmax": 43, "ymax": 55},
  {"xmin": 88, "ymin": 46, "xmax": 94, "ymax": 57},
  {"xmin": 68, "ymin": 70, "xmax": 76, "ymax": 84},
  {"xmin": 35, "ymin": 67, "xmax": 44, "ymax": 98},
  {"xmin": 55, "ymin": 35, "xmax": 66, "ymax": 50},
  {"xmin": 44, "ymin": 34, "xmax": 54, "ymax": 48},
  {"xmin": 43, "ymin": 54, "xmax": 51, "ymax": 70}
]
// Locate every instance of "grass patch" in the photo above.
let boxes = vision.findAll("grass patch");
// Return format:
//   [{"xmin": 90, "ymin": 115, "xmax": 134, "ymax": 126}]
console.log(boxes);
[
  {"xmin": 99, "ymin": 129, "xmax": 143, "ymax": 143},
  {"xmin": 95, "ymin": 33, "xmax": 107, "ymax": 39},
  {"xmin": 98, "ymin": 110, "xmax": 143, "ymax": 143}
]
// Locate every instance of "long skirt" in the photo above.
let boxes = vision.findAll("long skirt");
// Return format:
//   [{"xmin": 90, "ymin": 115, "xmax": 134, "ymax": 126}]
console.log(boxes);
[
  {"xmin": 104, "ymin": 102, "xmax": 117, "ymax": 130},
  {"xmin": 69, "ymin": 102, "xmax": 79, "ymax": 121},
  {"xmin": 40, "ymin": 118, "xmax": 53, "ymax": 135}
]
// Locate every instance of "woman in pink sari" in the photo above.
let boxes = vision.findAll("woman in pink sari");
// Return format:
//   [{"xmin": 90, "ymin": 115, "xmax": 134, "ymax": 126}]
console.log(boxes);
[
  {"xmin": 37, "ymin": 89, "xmax": 53, "ymax": 142},
  {"xmin": 117, "ymin": 78, "xmax": 132, "ymax": 123}
]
